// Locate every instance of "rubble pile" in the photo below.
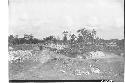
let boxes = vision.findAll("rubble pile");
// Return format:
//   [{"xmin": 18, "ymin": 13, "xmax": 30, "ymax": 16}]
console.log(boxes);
[
  {"xmin": 8, "ymin": 50, "xmax": 34, "ymax": 63},
  {"xmin": 86, "ymin": 51, "xmax": 106, "ymax": 59}
]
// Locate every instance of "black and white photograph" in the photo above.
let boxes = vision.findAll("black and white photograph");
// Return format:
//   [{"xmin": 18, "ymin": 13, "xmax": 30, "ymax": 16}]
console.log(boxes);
[{"xmin": 8, "ymin": 0, "xmax": 124, "ymax": 82}]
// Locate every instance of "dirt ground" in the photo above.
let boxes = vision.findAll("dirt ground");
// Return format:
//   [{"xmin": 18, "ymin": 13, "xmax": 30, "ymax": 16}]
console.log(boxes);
[{"xmin": 9, "ymin": 48, "xmax": 124, "ymax": 82}]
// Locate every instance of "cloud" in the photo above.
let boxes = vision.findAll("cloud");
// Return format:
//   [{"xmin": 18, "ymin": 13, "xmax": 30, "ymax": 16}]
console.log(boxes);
[{"xmin": 9, "ymin": 0, "xmax": 124, "ymax": 39}]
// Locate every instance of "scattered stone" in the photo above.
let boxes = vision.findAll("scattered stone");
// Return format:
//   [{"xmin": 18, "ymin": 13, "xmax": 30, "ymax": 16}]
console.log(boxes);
[
  {"xmin": 73, "ymin": 68, "xmax": 90, "ymax": 76},
  {"xmin": 76, "ymin": 55, "xmax": 83, "ymax": 59},
  {"xmin": 60, "ymin": 70, "xmax": 66, "ymax": 73},
  {"xmin": 91, "ymin": 67, "xmax": 101, "ymax": 74},
  {"xmin": 8, "ymin": 46, "xmax": 13, "ymax": 51},
  {"xmin": 89, "ymin": 51, "xmax": 105, "ymax": 58}
]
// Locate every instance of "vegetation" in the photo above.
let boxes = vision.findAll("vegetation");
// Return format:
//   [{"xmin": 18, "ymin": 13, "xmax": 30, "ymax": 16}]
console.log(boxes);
[
  {"xmin": 8, "ymin": 27, "xmax": 124, "ymax": 81},
  {"xmin": 8, "ymin": 27, "xmax": 124, "ymax": 57}
]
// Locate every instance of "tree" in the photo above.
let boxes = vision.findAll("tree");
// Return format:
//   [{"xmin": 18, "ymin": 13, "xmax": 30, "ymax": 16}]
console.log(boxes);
[
  {"xmin": 14, "ymin": 35, "xmax": 19, "ymax": 45},
  {"xmin": 70, "ymin": 34, "xmax": 76, "ymax": 44},
  {"xmin": 62, "ymin": 31, "xmax": 68, "ymax": 44},
  {"xmin": 95, "ymin": 37, "xmax": 100, "ymax": 45},
  {"xmin": 117, "ymin": 39, "xmax": 124, "ymax": 50},
  {"xmin": 23, "ymin": 34, "xmax": 35, "ymax": 44},
  {"xmin": 77, "ymin": 28, "xmax": 90, "ymax": 44},
  {"xmin": 29, "ymin": 34, "xmax": 34, "ymax": 44},
  {"xmin": 8, "ymin": 35, "xmax": 14, "ymax": 45},
  {"xmin": 77, "ymin": 34, "xmax": 83, "ymax": 43},
  {"xmin": 63, "ymin": 35, "xmax": 67, "ymax": 42},
  {"xmin": 8, "ymin": 34, "xmax": 20, "ymax": 45},
  {"xmin": 19, "ymin": 38, "xmax": 25, "ymax": 44},
  {"xmin": 43, "ymin": 35, "xmax": 55, "ymax": 44},
  {"xmin": 77, "ymin": 28, "xmax": 97, "ymax": 44},
  {"xmin": 89, "ymin": 29, "xmax": 96, "ymax": 44}
]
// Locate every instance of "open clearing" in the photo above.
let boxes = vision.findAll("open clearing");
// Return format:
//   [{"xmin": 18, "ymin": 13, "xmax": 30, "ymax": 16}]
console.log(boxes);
[
  {"xmin": 9, "ymin": 45, "xmax": 124, "ymax": 82},
  {"xmin": 9, "ymin": 44, "xmax": 124, "ymax": 82}
]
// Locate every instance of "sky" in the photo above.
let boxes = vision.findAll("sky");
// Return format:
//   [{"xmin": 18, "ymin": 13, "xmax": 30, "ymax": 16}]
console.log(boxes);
[{"xmin": 9, "ymin": 0, "xmax": 124, "ymax": 39}]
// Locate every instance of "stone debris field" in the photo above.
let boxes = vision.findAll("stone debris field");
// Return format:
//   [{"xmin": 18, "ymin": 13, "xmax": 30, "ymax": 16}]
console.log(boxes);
[{"xmin": 9, "ymin": 45, "xmax": 124, "ymax": 82}]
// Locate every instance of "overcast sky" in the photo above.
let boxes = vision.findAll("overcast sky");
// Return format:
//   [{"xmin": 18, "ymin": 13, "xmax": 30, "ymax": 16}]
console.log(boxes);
[{"xmin": 9, "ymin": 0, "xmax": 124, "ymax": 39}]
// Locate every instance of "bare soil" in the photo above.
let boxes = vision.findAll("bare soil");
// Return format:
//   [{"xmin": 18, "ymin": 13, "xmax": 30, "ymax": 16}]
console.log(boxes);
[{"xmin": 9, "ymin": 48, "xmax": 124, "ymax": 82}]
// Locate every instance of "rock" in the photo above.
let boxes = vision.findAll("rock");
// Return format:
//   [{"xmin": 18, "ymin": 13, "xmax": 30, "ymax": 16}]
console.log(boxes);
[
  {"xmin": 89, "ymin": 51, "xmax": 105, "ymax": 58},
  {"xmin": 60, "ymin": 70, "xmax": 66, "ymax": 73},
  {"xmin": 8, "ymin": 46, "xmax": 13, "ymax": 51},
  {"xmin": 120, "ymin": 53, "xmax": 124, "ymax": 57},
  {"xmin": 39, "ymin": 54, "xmax": 50, "ymax": 63},
  {"xmin": 76, "ymin": 55, "xmax": 83, "ymax": 59},
  {"xmin": 91, "ymin": 67, "xmax": 101, "ymax": 74},
  {"xmin": 73, "ymin": 69, "xmax": 90, "ymax": 76}
]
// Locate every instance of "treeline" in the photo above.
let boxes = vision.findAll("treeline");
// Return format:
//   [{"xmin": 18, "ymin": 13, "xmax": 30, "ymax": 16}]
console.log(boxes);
[
  {"xmin": 8, "ymin": 28, "xmax": 124, "ymax": 50},
  {"xmin": 8, "ymin": 28, "xmax": 96, "ymax": 45},
  {"xmin": 8, "ymin": 34, "xmax": 41, "ymax": 45}
]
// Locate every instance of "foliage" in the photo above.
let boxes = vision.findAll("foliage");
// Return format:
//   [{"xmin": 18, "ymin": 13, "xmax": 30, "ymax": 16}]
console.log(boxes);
[
  {"xmin": 77, "ymin": 28, "xmax": 96, "ymax": 44},
  {"xmin": 8, "ymin": 34, "xmax": 41, "ymax": 45},
  {"xmin": 8, "ymin": 27, "xmax": 124, "ymax": 56},
  {"xmin": 62, "ymin": 31, "xmax": 68, "ymax": 43}
]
